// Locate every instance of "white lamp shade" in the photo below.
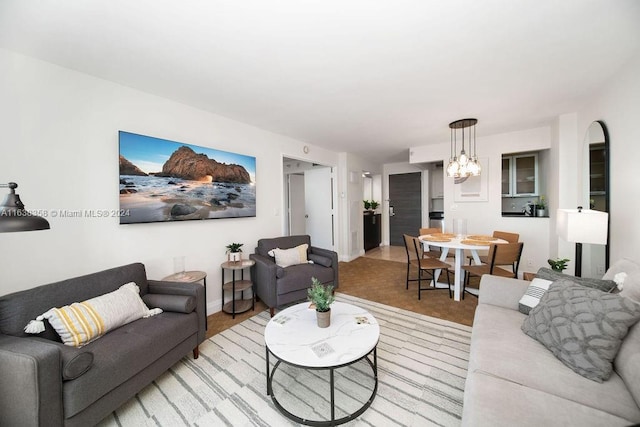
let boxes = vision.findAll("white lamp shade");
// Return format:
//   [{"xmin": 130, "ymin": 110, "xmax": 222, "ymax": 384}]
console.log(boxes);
[{"xmin": 557, "ymin": 209, "xmax": 608, "ymax": 245}]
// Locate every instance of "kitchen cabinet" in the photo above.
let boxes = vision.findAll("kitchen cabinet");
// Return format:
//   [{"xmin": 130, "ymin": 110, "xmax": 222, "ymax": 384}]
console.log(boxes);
[
  {"xmin": 502, "ymin": 153, "xmax": 538, "ymax": 196},
  {"xmin": 364, "ymin": 213, "xmax": 381, "ymax": 251}
]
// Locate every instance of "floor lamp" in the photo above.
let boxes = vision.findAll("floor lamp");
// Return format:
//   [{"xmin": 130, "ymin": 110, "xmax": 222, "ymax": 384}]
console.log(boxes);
[
  {"xmin": 556, "ymin": 207, "xmax": 608, "ymax": 277},
  {"xmin": 0, "ymin": 182, "xmax": 50, "ymax": 232}
]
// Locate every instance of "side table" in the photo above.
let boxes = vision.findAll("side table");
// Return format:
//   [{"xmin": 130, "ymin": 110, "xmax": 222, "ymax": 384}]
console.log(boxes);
[
  {"xmin": 221, "ymin": 259, "xmax": 255, "ymax": 318},
  {"xmin": 162, "ymin": 270, "xmax": 208, "ymax": 330}
]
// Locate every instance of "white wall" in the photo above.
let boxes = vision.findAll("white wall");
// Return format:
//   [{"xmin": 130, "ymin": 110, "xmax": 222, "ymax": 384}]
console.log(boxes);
[
  {"xmin": 0, "ymin": 48, "xmax": 340, "ymax": 314},
  {"xmin": 574, "ymin": 51, "xmax": 640, "ymax": 266}
]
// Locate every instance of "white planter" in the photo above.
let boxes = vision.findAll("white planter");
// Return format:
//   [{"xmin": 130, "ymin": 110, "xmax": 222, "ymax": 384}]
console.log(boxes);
[{"xmin": 228, "ymin": 252, "xmax": 241, "ymax": 263}]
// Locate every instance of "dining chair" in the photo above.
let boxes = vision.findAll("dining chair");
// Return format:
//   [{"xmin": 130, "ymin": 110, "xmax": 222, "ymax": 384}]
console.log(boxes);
[
  {"xmin": 419, "ymin": 227, "xmax": 453, "ymax": 259},
  {"xmin": 403, "ymin": 234, "xmax": 452, "ymax": 300},
  {"xmin": 467, "ymin": 230, "xmax": 520, "ymax": 271},
  {"xmin": 461, "ymin": 241, "xmax": 524, "ymax": 299}
]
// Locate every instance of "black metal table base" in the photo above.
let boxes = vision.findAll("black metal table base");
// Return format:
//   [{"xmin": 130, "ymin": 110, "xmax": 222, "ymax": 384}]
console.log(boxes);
[{"xmin": 265, "ymin": 345, "xmax": 378, "ymax": 426}]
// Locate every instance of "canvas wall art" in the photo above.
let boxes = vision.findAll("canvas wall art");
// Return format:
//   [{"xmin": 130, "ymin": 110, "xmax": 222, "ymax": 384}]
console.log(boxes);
[{"xmin": 119, "ymin": 131, "xmax": 256, "ymax": 224}]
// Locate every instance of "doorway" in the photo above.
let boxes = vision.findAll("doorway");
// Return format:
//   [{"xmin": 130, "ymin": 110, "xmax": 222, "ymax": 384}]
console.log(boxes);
[
  {"xmin": 284, "ymin": 158, "xmax": 335, "ymax": 250},
  {"xmin": 388, "ymin": 172, "xmax": 422, "ymax": 246}
]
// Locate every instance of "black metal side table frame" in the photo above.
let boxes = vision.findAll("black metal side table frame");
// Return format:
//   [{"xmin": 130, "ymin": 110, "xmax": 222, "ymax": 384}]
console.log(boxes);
[{"xmin": 265, "ymin": 343, "xmax": 378, "ymax": 426}]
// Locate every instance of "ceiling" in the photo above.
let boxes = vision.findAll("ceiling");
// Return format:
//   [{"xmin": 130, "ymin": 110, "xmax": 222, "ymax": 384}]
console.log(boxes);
[{"xmin": 1, "ymin": 1, "xmax": 639, "ymax": 164}]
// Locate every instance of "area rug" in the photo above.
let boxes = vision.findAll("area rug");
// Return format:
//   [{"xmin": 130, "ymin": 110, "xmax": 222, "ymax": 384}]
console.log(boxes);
[{"xmin": 98, "ymin": 293, "xmax": 472, "ymax": 426}]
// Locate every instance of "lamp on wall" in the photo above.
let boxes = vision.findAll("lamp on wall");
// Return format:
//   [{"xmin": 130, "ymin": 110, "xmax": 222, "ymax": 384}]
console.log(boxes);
[
  {"xmin": 0, "ymin": 182, "xmax": 50, "ymax": 232},
  {"xmin": 556, "ymin": 207, "xmax": 608, "ymax": 277},
  {"xmin": 446, "ymin": 118, "xmax": 481, "ymax": 178}
]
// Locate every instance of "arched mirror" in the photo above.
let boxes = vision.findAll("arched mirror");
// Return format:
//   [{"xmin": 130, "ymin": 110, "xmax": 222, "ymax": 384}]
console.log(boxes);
[{"xmin": 582, "ymin": 121, "xmax": 610, "ymax": 278}]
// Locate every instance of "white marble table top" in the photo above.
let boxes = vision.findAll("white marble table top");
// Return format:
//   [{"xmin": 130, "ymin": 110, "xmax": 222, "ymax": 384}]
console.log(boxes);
[{"xmin": 264, "ymin": 302, "xmax": 380, "ymax": 368}]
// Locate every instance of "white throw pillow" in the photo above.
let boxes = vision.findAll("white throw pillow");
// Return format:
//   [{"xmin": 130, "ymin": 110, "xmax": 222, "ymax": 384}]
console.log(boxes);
[
  {"xmin": 518, "ymin": 278, "xmax": 553, "ymax": 315},
  {"xmin": 268, "ymin": 244, "xmax": 309, "ymax": 268},
  {"xmin": 24, "ymin": 282, "xmax": 162, "ymax": 347}
]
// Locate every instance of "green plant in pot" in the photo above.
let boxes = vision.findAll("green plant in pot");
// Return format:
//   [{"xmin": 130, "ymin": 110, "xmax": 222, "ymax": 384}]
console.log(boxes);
[
  {"xmin": 369, "ymin": 200, "xmax": 379, "ymax": 210},
  {"xmin": 363, "ymin": 200, "xmax": 372, "ymax": 211},
  {"xmin": 535, "ymin": 196, "xmax": 547, "ymax": 217},
  {"xmin": 547, "ymin": 258, "xmax": 570, "ymax": 272},
  {"xmin": 308, "ymin": 277, "xmax": 335, "ymax": 328},
  {"xmin": 226, "ymin": 242, "xmax": 243, "ymax": 263}
]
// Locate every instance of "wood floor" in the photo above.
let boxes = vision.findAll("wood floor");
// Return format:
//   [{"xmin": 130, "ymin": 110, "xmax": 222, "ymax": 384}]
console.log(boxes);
[{"xmin": 206, "ymin": 245, "xmax": 478, "ymax": 338}]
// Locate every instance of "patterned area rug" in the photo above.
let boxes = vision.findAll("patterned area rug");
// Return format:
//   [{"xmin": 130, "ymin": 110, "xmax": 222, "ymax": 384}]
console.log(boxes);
[{"xmin": 98, "ymin": 293, "xmax": 471, "ymax": 426}]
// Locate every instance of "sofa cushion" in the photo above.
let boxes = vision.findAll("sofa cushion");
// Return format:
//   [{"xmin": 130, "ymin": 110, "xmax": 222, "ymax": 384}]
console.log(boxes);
[
  {"xmin": 536, "ymin": 267, "xmax": 617, "ymax": 292},
  {"xmin": 142, "ymin": 294, "xmax": 195, "ymax": 313},
  {"xmin": 26, "ymin": 282, "xmax": 161, "ymax": 347},
  {"xmin": 58, "ymin": 345, "xmax": 94, "ymax": 380},
  {"xmin": 62, "ymin": 311, "xmax": 198, "ymax": 417},
  {"xmin": 603, "ymin": 258, "xmax": 640, "ymax": 303},
  {"xmin": 0, "ymin": 263, "xmax": 149, "ymax": 341},
  {"xmin": 268, "ymin": 243, "xmax": 309, "ymax": 267},
  {"xmin": 518, "ymin": 277, "xmax": 553, "ymax": 314},
  {"xmin": 462, "ymin": 371, "xmax": 637, "ymax": 427},
  {"xmin": 522, "ymin": 279, "xmax": 640, "ymax": 382},
  {"xmin": 309, "ymin": 253, "xmax": 332, "ymax": 267},
  {"xmin": 470, "ymin": 303, "xmax": 640, "ymax": 421},
  {"xmin": 615, "ymin": 321, "xmax": 640, "ymax": 408},
  {"xmin": 276, "ymin": 263, "xmax": 334, "ymax": 296},
  {"xmin": 256, "ymin": 235, "xmax": 311, "ymax": 257}
]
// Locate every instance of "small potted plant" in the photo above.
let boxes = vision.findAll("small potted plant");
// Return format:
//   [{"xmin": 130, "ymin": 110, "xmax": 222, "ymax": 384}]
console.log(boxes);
[
  {"xmin": 307, "ymin": 277, "xmax": 335, "ymax": 328},
  {"xmin": 363, "ymin": 200, "xmax": 372, "ymax": 212},
  {"xmin": 370, "ymin": 200, "xmax": 379, "ymax": 211},
  {"xmin": 547, "ymin": 258, "xmax": 570, "ymax": 272},
  {"xmin": 535, "ymin": 196, "xmax": 547, "ymax": 217},
  {"xmin": 226, "ymin": 242, "xmax": 243, "ymax": 263}
]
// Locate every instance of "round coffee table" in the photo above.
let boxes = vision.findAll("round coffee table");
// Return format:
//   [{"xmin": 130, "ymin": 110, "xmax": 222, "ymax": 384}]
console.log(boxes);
[{"xmin": 264, "ymin": 301, "xmax": 380, "ymax": 426}]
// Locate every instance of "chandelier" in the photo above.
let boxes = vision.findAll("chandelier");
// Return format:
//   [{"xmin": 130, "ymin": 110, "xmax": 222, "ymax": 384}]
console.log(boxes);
[{"xmin": 446, "ymin": 118, "xmax": 481, "ymax": 178}]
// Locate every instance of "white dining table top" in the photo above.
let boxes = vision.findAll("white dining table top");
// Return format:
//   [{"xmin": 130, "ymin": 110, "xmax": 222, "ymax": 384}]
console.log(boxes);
[{"xmin": 418, "ymin": 234, "xmax": 508, "ymax": 249}]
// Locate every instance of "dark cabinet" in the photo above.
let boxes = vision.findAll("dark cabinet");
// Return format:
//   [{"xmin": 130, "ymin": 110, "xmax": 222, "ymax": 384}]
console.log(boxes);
[{"xmin": 364, "ymin": 213, "xmax": 381, "ymax": 251}]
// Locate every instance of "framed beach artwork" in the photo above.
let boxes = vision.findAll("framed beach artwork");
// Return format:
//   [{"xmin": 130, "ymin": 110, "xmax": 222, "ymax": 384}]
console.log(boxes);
[{"xmin": 118, "ymin": 131, "xmax": 256, "ymax": 224}]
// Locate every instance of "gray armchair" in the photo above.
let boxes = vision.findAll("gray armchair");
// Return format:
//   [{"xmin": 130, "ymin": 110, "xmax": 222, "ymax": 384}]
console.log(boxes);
[{"xmin": 250, "ymin": 235, "xmax": 338, "ymax": 317}]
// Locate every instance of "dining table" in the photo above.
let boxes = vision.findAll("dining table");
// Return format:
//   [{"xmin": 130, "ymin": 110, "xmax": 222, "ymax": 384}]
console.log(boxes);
[{"xmin": 418, "ymin": 233, "xmax": 508, "ymax": 301}]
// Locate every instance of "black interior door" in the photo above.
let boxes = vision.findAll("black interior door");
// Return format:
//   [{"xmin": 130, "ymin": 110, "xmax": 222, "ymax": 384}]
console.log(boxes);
[{"xmin": 389, "ymin": 172, "xmax": 422, "ymax": 246}]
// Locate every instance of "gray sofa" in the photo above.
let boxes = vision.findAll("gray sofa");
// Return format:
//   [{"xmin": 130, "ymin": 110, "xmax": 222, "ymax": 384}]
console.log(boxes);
[
  {"xmin": 250, "ymin": 235, "xmax": 338, "ymax": 316},
  {"xmin": 462, "ymin": 271, "xmax": 640, "ymax": 426},
  {"xmin": 0, "ymin": 263, "xmax": 206, "ymax": 427}
]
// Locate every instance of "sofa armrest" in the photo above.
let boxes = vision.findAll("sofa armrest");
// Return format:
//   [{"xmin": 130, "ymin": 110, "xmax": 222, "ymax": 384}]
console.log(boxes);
[
  {"xmin": 147, "ymin": 280, "xmax": 206, "ymax": 344},
  {"xmin": 250, "ymin": 253, "xmax": 278, "ymax": 307},
  {"xmin": 0, "ymin": 334, "xmax": 64, "ymax": 427},
  {"xmin": 478, "ymin": 275, "xmax": 529, "ymax": 310},
  {"xmin": 310, "ymin": 246, "xmax": 339, "ymax": 289}
]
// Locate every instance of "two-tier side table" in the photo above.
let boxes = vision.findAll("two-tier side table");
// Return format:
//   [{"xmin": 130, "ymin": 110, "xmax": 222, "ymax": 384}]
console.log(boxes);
[{"xmin": 220, "ymin": 259, "xmax": 255, "ymax": 318}]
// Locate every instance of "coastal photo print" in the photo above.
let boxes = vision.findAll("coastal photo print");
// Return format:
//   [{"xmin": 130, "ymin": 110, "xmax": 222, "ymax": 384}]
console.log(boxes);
[{"xmin": 118, "ymin": 131, "xmax": 256, "ymax": 224}]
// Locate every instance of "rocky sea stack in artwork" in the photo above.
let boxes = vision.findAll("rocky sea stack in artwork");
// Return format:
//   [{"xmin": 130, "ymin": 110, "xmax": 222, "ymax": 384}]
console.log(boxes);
[
  {"xmin": 119, "ymin": 155, "xmax": 148, "ymax": 176},
  {"xmin": 158, "ymin": 146, "xmax": 251, "ymax": 183}
]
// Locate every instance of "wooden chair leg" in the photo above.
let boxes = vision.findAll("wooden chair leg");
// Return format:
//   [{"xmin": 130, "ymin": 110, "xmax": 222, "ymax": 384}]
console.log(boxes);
[
  {"xmin": 193, "ymin": 346, "xmax": 199, "ymax": 359},
  {"xmin": 269, "ymin": 307, "xmax": 275, "ymax": 317}
]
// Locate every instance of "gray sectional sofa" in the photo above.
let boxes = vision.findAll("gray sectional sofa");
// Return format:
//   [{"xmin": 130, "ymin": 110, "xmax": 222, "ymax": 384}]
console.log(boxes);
[
  {"xmin": 462, "ymin": 265, "xmax": 640, "ymax": 426},
  {"xmin": 0, "ymin": 263, "xmax": 206, "ymax": 427}
]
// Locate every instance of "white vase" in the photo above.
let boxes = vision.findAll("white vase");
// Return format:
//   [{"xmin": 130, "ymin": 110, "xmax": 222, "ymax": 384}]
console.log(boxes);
[{"xmin": 229, "ymin": 252, "xmax": 241, "ymax": 263}]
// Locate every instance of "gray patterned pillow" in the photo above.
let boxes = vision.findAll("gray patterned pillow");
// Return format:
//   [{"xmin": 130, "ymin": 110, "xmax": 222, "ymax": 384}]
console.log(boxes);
[
  {"xmin": 522, "ymin": 278, "xmax": 640, "ymax": 382},
  {"xmin": 535, "ymin": 267, "xmax": 617, "ymax": 293}
]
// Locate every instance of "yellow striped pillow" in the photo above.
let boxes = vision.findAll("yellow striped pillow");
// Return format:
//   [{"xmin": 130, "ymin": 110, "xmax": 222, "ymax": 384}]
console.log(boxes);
[{"xmin": 25, "ymin": 282, "xmax": 162, "ymax": 347}]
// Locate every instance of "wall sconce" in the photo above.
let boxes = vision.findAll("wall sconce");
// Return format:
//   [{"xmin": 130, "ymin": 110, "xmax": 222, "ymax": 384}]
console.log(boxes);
[{"xmin": 0, "ymin": 182, "xmax": 50, "ymax": 232}]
